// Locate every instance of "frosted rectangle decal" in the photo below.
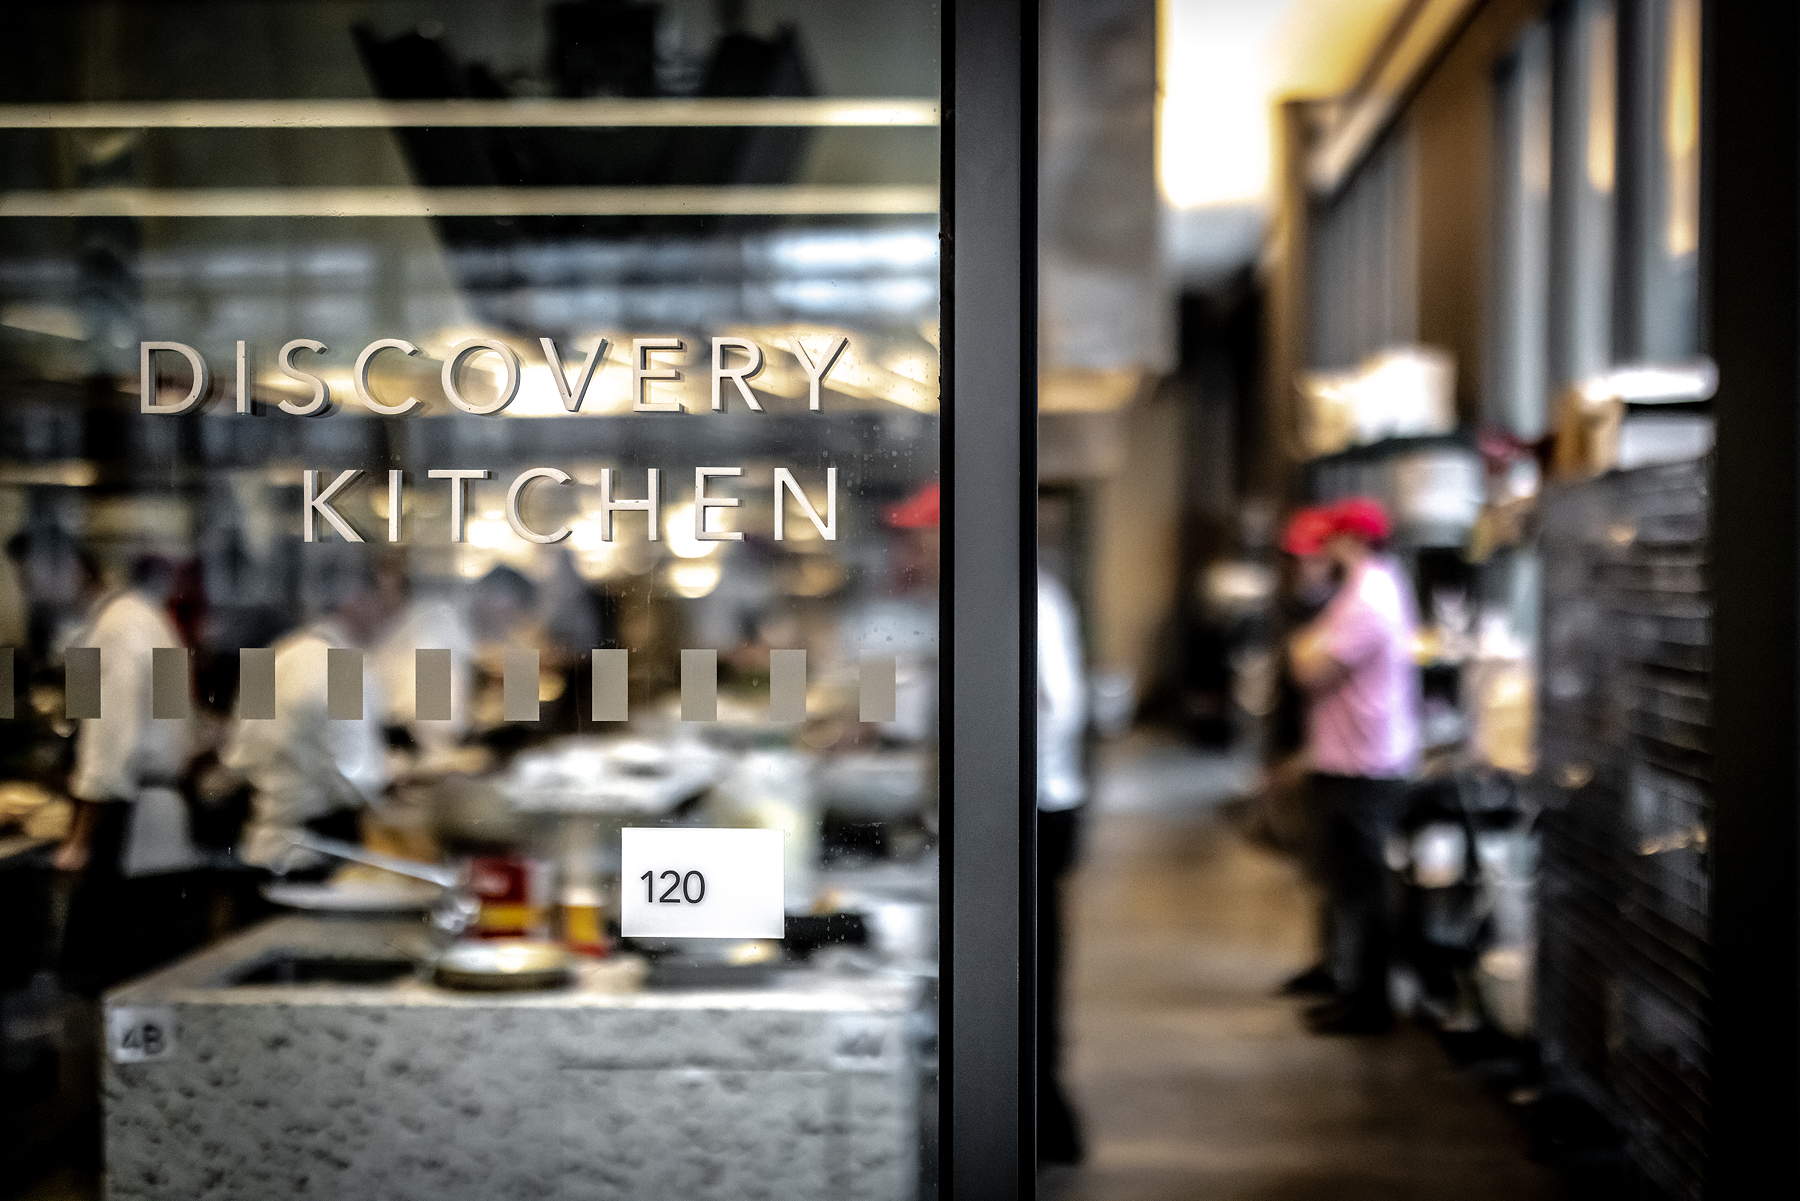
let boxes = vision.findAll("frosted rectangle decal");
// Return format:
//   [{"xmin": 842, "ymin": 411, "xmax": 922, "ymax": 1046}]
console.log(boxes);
[
  {"xmin": 591, "ymin": 649, "xmax": 629, "ymax": 722},
  {"xmin": 680, "ymin": 648, "xmax": 717, "ymax": 722},
  {"xmin": 503, "ymin": 647, "xmax": 540, "ymax": 722},
  {"xmin": 414, "ymin": 649, "xmax": 453, "ymax": 722},
  {"xmin": 859, "ymin": 655, "xmax": 897, "ymax": 723},
  {"xmin": 151, "ymin": 647, "xmax": 191, "ymax": 719},
  {"xmin": 325, "ymin": 648, "xmax": 362, "ymax": 720},
  {"xmin": 65, "ymin": 647, "xmax": 101, "ymax": 720},
  {"xmin": 769, "ymin": 648, "xmax": 807, "ymax": 723},
  {"xmin": 237, "ymin": 648, "xmax": 276, "ymax": 720}
]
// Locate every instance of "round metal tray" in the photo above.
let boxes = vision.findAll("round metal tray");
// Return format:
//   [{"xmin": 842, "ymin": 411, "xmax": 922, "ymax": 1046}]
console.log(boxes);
[{"xmin": 432, "ymin": 939, "xmax": 575, "ymax": 992}]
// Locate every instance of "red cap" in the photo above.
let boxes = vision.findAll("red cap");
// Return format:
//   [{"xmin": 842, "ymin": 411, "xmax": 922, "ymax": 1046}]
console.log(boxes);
[
  {"xmin": 1280, "ymin": 506, "xmax": 1334, "ymax": 556},
  {"xmin": 884, "ymin": 481, "xmax": 940, "ymax": 529},
  {"xmin": 1329, "ymin": 496, "xmax": 1392, "ymax": 544}
]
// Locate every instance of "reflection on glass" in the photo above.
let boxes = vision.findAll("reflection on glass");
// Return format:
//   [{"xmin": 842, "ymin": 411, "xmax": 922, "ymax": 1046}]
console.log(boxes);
[{"xmin": 0, "ymin": 3, "xmax": 941, "ymax": 1199}]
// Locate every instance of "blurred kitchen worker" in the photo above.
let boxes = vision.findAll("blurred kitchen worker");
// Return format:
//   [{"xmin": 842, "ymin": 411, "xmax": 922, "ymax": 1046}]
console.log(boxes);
[
  {"xmin": 1037, "ymin": 566, "xmax": 1089, "ymax": 1165},
  {"xmin": 55, "ymin": 554, "xmax": 198, "ymax": 992},
  {"xmin": 4, "ymin": 526, "xmax": 103, "ymax": 661},
  {"xmin": 1269, "ymin": 505, "xmax": 1342, "ymax": 998},
  {"xmin": 471, "ymin": 562, "xmax": 540, "ymax": 643},
  {"xmin": 225, "ymin": 554, "xmax": 407, "ymax": 874},
  {"xmin": 1287, "ymin": 497, "xmax": 1420, "ymax": 1035},
  {"xmin": 372, "ymin": 587, "xmax": 474, "ymax": 760},
  {"xmin": 3, "ymin": 530, "xmax": 102, "ymax": 781},
  {"xmin": 835, "ymin": 481, "xmax": 940, "ymax": 745},
  {"xmin": 873, "ymin": 481, "xmax": 940, "ymax": 743},
  {"xmin": 466, "ymin": 564, "xmax": 547, "ymax": 736}
]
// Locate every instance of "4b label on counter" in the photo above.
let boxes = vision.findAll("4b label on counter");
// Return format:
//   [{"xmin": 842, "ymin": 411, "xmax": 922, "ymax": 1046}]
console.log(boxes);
[
  {"xmin": 108, "ymin": 1007, "xmax": 177, "ymax": 1065},
  {"xmin": 620, "ymin": 827, "xmax": 784, "ymax": 940}
]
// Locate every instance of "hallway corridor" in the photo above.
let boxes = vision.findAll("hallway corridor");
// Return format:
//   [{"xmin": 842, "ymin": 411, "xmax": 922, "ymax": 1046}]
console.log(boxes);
[{"xmin": 1044, "ymin": 739, "xmax": 1567, "ymax": 1201}]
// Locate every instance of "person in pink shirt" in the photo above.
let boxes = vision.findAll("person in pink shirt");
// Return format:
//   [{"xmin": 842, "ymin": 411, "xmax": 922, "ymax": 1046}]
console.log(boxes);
[{"xmin": 1287, "ymin": 497, "xmax": 1421, "ymax": 1034}]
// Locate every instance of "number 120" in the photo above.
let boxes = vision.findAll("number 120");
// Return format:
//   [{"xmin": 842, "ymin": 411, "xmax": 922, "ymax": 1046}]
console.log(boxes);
[{"xmin": 640, "ymin": 869, "xmax": 706, "ymax": 904}]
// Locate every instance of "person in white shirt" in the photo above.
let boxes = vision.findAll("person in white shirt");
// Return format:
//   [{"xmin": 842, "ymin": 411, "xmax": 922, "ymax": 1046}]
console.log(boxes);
[
  {"xmin": 371, "ymin": 592, "xmax": 474, "ymax": 760},
  {"xmin": 54, "ymin": 555, "xmax": 197, "ymax": 992},
  {"xmin": 225, "ymin": 556, "xmax": 406, "ymax": 874},
  {"xmin": 1037, "ymin": 567, "xmax": 1089, "ymax": 1164},
  {"xmin": 62, "ymin": 560, "xmax": 194, "ymax": 854}
]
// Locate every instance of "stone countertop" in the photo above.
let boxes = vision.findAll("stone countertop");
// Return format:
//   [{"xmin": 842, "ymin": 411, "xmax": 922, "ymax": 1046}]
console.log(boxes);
[
  {"xmin": 104, "ymin": 915, "xmax": 927, "ymax": 1201},
  {"xmin": 109, "ymin": 914, "xmax": 920, "ymax": 1015}
]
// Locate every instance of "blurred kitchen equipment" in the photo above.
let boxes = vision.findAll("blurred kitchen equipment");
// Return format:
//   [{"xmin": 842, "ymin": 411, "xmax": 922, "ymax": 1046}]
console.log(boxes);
[
  {"xmin": 224, "ymin": 952, "xmax": 417, "ymax": 988},
  {"xmin": 1476, "ymin": 945, "xmax": 1534, "ymax": 1039},
  {"xmin": 556, "ymin": 818, "xmax": 611, "ymax": 957},
  {"xmin": 432, "ymin": 939, "xmax": 575, "ymax": 992},
  {"xmin": 1299, "ymin": 345, "xmax": 1457, "ymax": 456},
  {"xmin": 860, "ymin": 898, "xmax": 936, "ymax": 966},
  {"xmin": 260, "ymin": 879, "xmax": 442, "ymax": 915},
  {"xmin": 505, "ymin": 736, "xmax": 724, "ymax": 816},
  {"xmin": 466, "ymin": 853, "xmax": 554, "ymax": 938},
  {"xmin": 270, "ymin": 832, "xmax": 479, "ymax": 942},
  {"xmin": 713, "ymin": 749, "xmax": 820, "ymax": 910},
  {"xmin": 274, "ymin": 832, "xmax": 460, "ymax": 889},
  {"xmin": 816, "ymin": 749, "xmax": 927, "ymax": 823},
  {"xmin": 638, "ymin": 939, "xmax": 782, "ymax": 989},
  {"xmin": 781, "ymin": 911, "xmax": 869, "ymax": 958}
]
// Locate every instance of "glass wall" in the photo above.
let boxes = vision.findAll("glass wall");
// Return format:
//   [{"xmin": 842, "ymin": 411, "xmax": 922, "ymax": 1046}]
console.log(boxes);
[{"xmin": 0, "ymin": 4, "xmax": 941, "ymax": 1198}]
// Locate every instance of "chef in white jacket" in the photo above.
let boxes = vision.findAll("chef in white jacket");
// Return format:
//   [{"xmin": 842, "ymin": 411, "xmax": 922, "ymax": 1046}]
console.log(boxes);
[
  {"xmin": 59, "ymin": 556, "xmax": 194, "ymax": 869},
  {"xmin": 56, "ymin": 555, "xmax": 197, "ymax": 992},
  {"xmin": 225, "ymin": 555, "xmax": 405, "ymax": 874}
]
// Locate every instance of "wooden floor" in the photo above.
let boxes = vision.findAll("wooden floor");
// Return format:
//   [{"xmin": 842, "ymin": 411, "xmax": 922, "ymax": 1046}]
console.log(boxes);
[{"xmin": 1043, "ymin": 738, "xmax": 1568, "ymax": 1201}]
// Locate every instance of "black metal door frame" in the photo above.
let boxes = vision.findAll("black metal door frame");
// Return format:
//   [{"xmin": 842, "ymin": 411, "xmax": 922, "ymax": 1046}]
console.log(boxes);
[
  {"xmin": 1703, "ymin": 1, "xmax": 1800, "ymax": 1196},
  {"xmin": 942, "ymin": 0, "xmax": 1037, "ymax": 1196}
]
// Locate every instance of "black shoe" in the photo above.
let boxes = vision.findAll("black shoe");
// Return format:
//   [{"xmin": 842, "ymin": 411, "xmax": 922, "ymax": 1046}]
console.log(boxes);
[
  {"xmin": 1277, "ymin": 963, "xmax": 1337, "ymax": 997},
  {"xmin": 1303, "ymin": 998, "xmax": 1394, "ymax": 1036}
]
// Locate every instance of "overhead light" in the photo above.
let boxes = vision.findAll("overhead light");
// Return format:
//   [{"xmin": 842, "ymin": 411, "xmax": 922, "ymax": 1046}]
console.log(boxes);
[
  {"xmin": 665, "ymin": 560, "xmax": 722, "ymax": 599},
  {"xmin": 465, "ymin": 511, "xmax": 512, "ymax": 551},
  {"xmin": 0, "ymin": 185, "xmax": 939, "ymax": 220},
  {"xmin": 664, "ymin": 501, "xmax": 723, "ymax": 560},
  {"xmin": 0, "ymin": 97, "xmax": 939, "ymax": 131}
]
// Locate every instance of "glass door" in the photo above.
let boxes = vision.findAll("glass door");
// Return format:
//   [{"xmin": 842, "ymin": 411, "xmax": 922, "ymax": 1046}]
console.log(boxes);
[{"xmin": 0, "ymin": 3, "xmax": 1030, "ymax": 1197}]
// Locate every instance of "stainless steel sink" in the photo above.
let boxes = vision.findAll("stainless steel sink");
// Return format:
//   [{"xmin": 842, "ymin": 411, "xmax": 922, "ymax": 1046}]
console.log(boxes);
[{"xmin": 221, "ymin": 952, "xmax": 416, "ymax": 988}]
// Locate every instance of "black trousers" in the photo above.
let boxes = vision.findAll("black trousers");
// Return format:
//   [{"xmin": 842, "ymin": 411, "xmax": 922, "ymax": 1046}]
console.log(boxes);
[
  {"xmin": 1037, "ymin": 805, "xmax": 1084, "ymax": 1159},
  {"xmin": 60, "ymin": 801, "xmax": 224, "ymax": 996},
  {"xmin": 59, "ymin": 801, "xmax": 133, "ymax": 996},
  {"xmin": 1311, "ymin": 773, "xmax": 1408, "ymax": 1013}
]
